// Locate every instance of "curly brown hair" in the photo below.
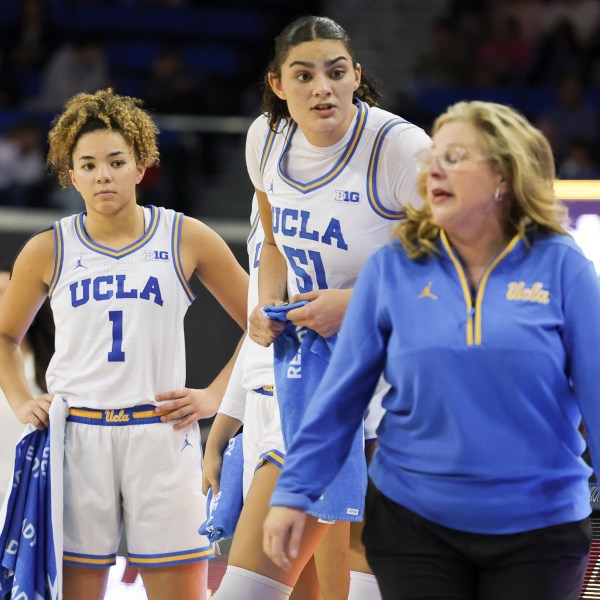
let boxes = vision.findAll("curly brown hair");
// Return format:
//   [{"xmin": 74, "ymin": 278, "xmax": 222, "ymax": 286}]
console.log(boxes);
[
  {"xmin": 47, "ymin": 88, "xmax": 160, "ymax": 188},
  {"xmin": 261, "ymin": 16, "xmax": 382, "ymax": 131}
]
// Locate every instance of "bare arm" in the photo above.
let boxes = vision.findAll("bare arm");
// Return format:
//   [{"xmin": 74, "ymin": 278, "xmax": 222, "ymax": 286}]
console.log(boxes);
[
  {"xmin": 202, "ymin": 412, "xmax": 243, "ymax": 495},
  {"xmin": 201, "ymin": 334, "xmax": 249, "ymax": 490},
  {"xmin": 0, "ymin": 231, "xmax": 54, "ymax": 429},
  {"xmin": 249, "ymin": 188, "xmax": 288, "ymax": 347},
  {"xmin": 155, "ymin": 334, "xmax": 245, "ymax": 428},
  {"xmin": 180, "ymin": 215, "xmax": 248, "ymax": 330}
]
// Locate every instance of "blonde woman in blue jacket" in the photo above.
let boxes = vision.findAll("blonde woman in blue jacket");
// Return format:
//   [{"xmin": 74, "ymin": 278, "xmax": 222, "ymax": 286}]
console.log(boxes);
[{"xmin": 263, "ymin": 100, "xmax": 600, "ymax": 600}]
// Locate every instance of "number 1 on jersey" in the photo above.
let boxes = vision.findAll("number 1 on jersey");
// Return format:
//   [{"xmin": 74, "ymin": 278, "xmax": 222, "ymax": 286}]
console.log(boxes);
[{"xmin": 108, "ymin": 310, "xmax": 125, "ymax": 362}]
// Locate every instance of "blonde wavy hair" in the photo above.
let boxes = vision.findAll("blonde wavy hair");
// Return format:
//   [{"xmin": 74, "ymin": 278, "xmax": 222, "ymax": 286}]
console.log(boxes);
[
  {"xmin": 396, "ymin": 101, "xmax": 569, "ymax": 259},
  {"xmin": 47, "ymin": 88, "xmax": 160, "ymax": 188}
]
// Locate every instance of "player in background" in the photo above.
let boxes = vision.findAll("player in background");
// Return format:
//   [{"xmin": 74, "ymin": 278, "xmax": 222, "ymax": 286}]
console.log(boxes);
[
  {"xmin": 203, "ymin": 195, "xmax": 324, "ymax": 599},
  {"xmin": 243, "ymin": 15, "xmax": 430, "ymax": 600}
]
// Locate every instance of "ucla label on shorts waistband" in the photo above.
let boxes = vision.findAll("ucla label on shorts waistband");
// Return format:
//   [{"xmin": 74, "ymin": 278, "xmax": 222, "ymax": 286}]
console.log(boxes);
[
  {"xmin": 506, "ymin": 281, "xmax": 550, "ymax": 304},
  {"xmin": 105, "ymin": 409, "xmax": 130, "ymax": 423},
  {"xmin": 67, "ymin": 404, "xmax": 174, "ymax": 425}
]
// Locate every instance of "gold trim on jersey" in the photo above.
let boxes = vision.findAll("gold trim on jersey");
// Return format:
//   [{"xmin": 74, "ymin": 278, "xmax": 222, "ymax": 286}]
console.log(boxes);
[
  {"xmin": 367, "ymin": 118, "xmax": 410, "ymax": 220},
  {"xmin": 48, "ymin": 221, "xmax": 64, "ymax": 297},
  {"xmin": 171, "ymin": 211, "xmax": 195, "ymax": 302},
  {"xmin": 276, "ymin": 100, "xmax": 368, "ymax": 194},
  {"xmin": 247, "ymin": 209, "xmax": 261, "ymax": 245},
  {"xmin": 260, "ymin": 120, "xmax": 279, "ymax": 175},
  {"xmin": 74, "ymin": 205, "xmax": 160, "ymax": 258}
]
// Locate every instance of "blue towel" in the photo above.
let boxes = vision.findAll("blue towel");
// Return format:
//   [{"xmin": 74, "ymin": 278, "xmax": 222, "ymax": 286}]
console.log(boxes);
[
  {"xmin": 0, "ymin": 427, "xmax": 59, "ymax": 599},
  {"xmin": 273, "ymin": 324, "xmax": 367, "ymax": 522},
  {"xmin": 199, "ymin": 433, "xmax": 244, "ymax": 543},
  {"xmin": 262, "ymin": 300, "xmax": 309, "ymax": 322}
]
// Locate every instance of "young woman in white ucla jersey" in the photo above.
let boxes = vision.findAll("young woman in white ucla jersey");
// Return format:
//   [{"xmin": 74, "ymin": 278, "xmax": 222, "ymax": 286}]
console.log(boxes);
[{"xmin": 0, "ymin": 88, "xmax": 248, "ymax": 600}]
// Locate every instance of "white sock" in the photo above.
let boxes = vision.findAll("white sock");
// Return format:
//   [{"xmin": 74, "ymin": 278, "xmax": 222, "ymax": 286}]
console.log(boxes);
[
  {"xmin": 212, "ymin": 565, "xmax": 292, "ymax": 600},
  {"xmin": 348, "ymin": 570, "xmax": 381, "ymax": 600}
]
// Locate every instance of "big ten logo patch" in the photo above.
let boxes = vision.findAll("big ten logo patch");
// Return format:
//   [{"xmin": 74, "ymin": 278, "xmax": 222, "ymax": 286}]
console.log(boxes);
[
  {"xmin": 144, "ymin": 250, "xmax": 169, "ymax": 261},
  {"xmin": 334, "ymin": 190, "xmax": 360, "ymax": 203}
]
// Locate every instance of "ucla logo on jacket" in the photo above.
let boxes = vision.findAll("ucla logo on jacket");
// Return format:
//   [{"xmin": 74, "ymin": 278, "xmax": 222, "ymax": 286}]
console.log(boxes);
[{"xmin": 506, "ymin": 281, "xmax": 550, "ymax": 304}]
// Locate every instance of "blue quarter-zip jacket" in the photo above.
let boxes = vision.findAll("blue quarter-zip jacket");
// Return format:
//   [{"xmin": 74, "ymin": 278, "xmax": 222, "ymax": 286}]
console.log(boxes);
[{"xmin": 271, "ymin": 231, "xmax": 600, "ymax": 534}]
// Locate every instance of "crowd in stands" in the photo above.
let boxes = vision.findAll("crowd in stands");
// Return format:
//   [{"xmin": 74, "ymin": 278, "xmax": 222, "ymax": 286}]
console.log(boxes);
[
  {"xmin": 406, "ymin": 0, "xmax": 600, "ymax": 179},
  {"xmin": 0, "ymin": 0, "xmax": 599, "ymax": 215}
]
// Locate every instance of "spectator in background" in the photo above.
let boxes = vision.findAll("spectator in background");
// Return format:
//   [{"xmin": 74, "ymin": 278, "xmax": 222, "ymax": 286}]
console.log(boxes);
[
  {"xmin": 143, "ymin": 45, "xmax": 208, "ymax": 115},
  {"xmin": 4, "ymin": 0, "xmax": 56, "ymax": 77},
  {"xmin": 0, "ymin": 49, "xmax": 21, "ymax": 108},
  {"xmin": 537, "ymin": 73, "xmax": 599, "ymax": 163},
  {"xmin": 142, "ymin": 45, "xmax": 222, "ymax": 214},
  {"xmin": 412, "ymin": 16, "xmax": 471, "ymax": 88},
  {"xmin": 490, "ymin": 0, "xmax": 546, "ymax": 46},
  {"xmin": 558, "ymin": 138, "xmax": 600, "ymax": 179},
  {"xmin": 26, "ymin": 37, "xmax": 112, "ymax": 112},
  {"xmin": 449, "ymin": 0, "xmax": 488, "ymax": 43},
  {"xmin": 0, "ymin": 119, "xmax": 49, "ymax": 208},
  {"xmin": 581, "ymin": 18, "xmax": 600, "ymax": 86},
  {"xmin": 475, "ymin": 15, "xmax": 532, "ymax": 86},
  {"xmin": 528, "ymin": 19, "xmax": 583, "ymax": 86},
  {"xmin": 143, "ymin": 44, "xmax": 237, "ymax": 116},
  {"xmin": 540, "ymin": 0, "xmax": 600, "ymax": 46},
  {"xmin": 0, "ymin": 0, "xmax": 56, "ymax": 107}
]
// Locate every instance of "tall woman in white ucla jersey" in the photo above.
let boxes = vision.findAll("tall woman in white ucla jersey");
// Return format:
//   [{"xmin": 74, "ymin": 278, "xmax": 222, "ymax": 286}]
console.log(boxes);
[
  {"xmin": 209, "ymin": 15, "xmax": 430, "ymax": 600},
  {"xmin": 0, "ymin": 89, "xmax": 248, "ymax": 600}
]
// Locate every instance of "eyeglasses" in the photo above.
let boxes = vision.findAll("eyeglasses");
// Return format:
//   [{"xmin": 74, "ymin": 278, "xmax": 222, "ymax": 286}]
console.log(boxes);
[{"xmin": 415, "ymin": 145, "xmax": 488, "ymax": 173}]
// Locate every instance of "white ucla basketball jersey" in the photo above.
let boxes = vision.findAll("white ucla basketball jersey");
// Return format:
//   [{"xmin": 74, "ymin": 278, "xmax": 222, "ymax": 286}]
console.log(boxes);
[
  {"xmin": 241, "ymin": 195, "xmax": 274, "ymax": 391},
  {"xmin": 46, "ymin": 206, "xmax": 195, "ymax": 409},
  {"xmin": 246, "ymin": 99, "xmax": 430, "ymax": 296}
]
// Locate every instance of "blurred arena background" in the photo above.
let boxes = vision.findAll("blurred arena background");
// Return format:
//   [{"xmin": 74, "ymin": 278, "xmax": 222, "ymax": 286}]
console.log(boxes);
[
  {"xmin": 1, "ymin": 0, "xmax": 599, "ymax": 386},
  {"xmin": 0, "ymin": 0, "xmax": 599, "ymax": 596}
]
